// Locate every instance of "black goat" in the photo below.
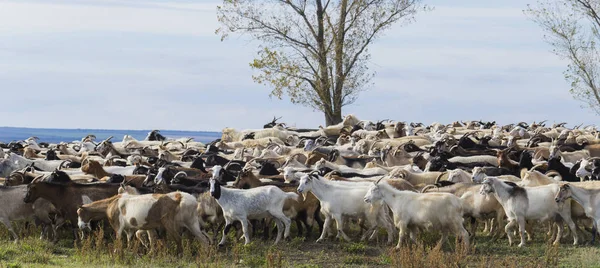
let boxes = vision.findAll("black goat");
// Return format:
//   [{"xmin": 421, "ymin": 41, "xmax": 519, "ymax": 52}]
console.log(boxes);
[{"xmin": 547, "ymin": 156, "xmax": 579, "ymax": 182}]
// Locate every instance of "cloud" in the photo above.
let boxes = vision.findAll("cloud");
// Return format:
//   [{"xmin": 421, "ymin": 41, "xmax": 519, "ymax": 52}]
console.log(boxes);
[
  {"xmin": 0, "ymin": 0, "xmax": 596, "ymax": 132},
  {"xmin": 0, "ymin": 1, "xmax": 219, "ymax": 36}
]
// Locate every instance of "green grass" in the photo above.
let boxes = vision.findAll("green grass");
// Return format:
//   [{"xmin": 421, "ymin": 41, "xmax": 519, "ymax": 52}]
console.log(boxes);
[{"xmin": 0, "ymin": 221, "xmax": 598, "ymax": 267}]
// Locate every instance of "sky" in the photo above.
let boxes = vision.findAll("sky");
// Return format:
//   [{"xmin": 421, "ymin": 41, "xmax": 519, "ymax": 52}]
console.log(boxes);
[{"xmin": 0, "ymin": 0, "xmax": 596, "ymax": 131}]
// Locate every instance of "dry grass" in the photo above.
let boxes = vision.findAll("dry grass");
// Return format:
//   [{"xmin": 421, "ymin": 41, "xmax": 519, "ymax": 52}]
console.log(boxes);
[{"xmin": 0, "ymin": 220, "xmax": 597, "ymax": 267}]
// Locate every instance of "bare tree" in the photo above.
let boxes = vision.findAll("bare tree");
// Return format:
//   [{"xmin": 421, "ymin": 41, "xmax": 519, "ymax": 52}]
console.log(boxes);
[
  {"xmin": 217, "ymin": 0, "xmax": 427, "ymax": 125},
  {"xmin": 527, "ymin": 0, "xmax": 600, "ymax": 114}
]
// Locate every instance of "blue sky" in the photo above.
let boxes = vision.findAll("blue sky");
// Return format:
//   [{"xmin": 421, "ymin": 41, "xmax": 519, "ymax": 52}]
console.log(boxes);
[{"xmin": 0, "ymin": 0, "xmax": 595, "ymax": 131}]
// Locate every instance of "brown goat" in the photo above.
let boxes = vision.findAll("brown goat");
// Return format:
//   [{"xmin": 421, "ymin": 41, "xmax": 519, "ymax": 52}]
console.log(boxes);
[
  {"xmin": 23, "ymin": 147, "xmax": 43, "ymax": 159},
  {"xmin": 24, "ymin": 182, "xmax": 120, "ymax": 229},
  {"xmin": 81, "ymin": 160, "xmax": 145, "ymax": 185},
  {"xmin": 78, "ymin": 193, "xmax": 185, "ymax": 252},
  {"xmin": 305, "ymin": 151, "xmax": 328, "ymax": 167},
  {"xmin": 497, "ymin": 149, "xmax": 522, "ymax": 176},
  {"xmin": 81, "ymin": 160, "xmax": 111, "ymax": 179}
]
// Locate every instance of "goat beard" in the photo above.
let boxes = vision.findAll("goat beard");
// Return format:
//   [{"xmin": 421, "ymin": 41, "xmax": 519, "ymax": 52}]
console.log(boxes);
[{"xmin": 302, "ymin": 192, "xmax": 307, "ymax": 201}]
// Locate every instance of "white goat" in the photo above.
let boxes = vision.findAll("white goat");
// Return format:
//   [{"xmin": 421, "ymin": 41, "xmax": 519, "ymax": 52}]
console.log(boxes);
[
  {"xmin": 364, "ymin": 178, "xmax": 469, "ymax": 250},
  {"xmin": 555, "ymin": 183, "xmax": 600, "ymax": 236},
  {"xmin": 480, "ymin": 177, "xmax": 579, "ymax": 247},
  {"xmin": 313, "ymin": 159, "xmax": 388, "ymax": 176},
  {"xmin": 210, "ymin": 165, "xmax": 297, "ymax": 246},
  {"xmin": 296, "ymin": 173, "xmax": 395, "ymax": 244}
]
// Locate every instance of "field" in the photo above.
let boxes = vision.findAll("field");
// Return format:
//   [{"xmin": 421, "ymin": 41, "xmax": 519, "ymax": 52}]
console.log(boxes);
[{"xmin": 0, "ymin": 222, "xmax": 599, "ymax": 267}]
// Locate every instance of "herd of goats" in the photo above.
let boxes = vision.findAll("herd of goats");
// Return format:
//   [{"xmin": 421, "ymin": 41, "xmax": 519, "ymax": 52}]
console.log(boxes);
[{"xmin": 0, "ymin": 115, "xmax": 600, "ymax": 253}]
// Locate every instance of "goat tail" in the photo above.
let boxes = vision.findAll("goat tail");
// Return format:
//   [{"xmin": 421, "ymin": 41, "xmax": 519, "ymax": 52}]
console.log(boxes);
[{"xmin": 285, "ymin": 192, "xmax": 300, "ymax": 201}]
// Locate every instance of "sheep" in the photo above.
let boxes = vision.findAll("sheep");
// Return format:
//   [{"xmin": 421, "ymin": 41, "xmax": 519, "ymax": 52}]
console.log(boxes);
[
  {"xmin": 296, "ymin": 173, "xmax": 396, "ymax": 244},
  {"xmin": 210, "ymin": 165, "xmax": 298, "ymax": 246},
  {"xmin": 364, "ymin": 178, "xmax": 469, "ymax": 250}
]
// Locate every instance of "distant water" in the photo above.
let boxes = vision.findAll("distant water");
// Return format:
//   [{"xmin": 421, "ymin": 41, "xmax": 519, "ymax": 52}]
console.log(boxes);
[{"xmin": 0, "ymin": 127, "xmax": 221, "ymax": 144}]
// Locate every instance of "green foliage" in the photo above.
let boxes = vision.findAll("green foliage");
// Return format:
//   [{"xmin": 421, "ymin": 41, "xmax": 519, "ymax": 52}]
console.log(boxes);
[{"xmin": 343, "ymin": 242, "xmax": 367, "ymax": 254}]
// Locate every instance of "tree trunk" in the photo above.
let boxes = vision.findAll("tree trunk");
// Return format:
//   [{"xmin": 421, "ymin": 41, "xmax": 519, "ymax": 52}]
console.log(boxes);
[{"xmin": 324, "ymin": 109, "xmax": 342, "ymax": 126}]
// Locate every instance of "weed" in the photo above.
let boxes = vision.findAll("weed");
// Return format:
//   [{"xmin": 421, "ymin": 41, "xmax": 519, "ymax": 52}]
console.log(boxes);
[{"xmin": 343, "ymin": 242, "xmax": 367, "ymax": 254}]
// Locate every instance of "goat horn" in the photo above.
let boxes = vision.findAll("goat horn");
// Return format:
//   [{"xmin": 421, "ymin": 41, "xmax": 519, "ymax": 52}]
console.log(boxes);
[
  {"xmin": 174, "ymin": 171, "xmax": 188, "ymax": 178},
  {"xmin": 368, "ymin": 140, "xmax": 382, "ymax": 153},
  {"xmin": 420, "ymin": 185, "xmax": 439, "ymax": 193},
  {"xmin": 289, "ymin": 152, "xmax": 305, "ymax": 161},
  {"xmin": 59, "ymin": 159, "xmax": 73, "ymax": 169},
  {"xmin": 434, "ymin": 171, "xmax": 447, "ymax": 184}
]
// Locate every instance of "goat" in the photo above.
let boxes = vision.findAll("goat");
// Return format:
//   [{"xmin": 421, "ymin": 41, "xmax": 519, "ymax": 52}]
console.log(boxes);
[
  {"xmin": 196, "ymin": 191, "xmax": 225, "ymax": 241},
  {"xmin": 364, "ymin": 178, "xmax": 469, "ymax": 250},
  {"xmin": 547, "ymin": 156, "xmax": 579, "ymax": 182},
  {"xmin": 77, "ymin": 192, "xmax": 210, "ymax": 252},
  {"xmin": 555, "ymin": 183, "xmax": 600, "ymax": 240},
  {"xmin": 0, "ymin": 185, "xmax": 61, "ymax": 241},
  {"xmin": 210, "ymin": 165, "xmax": 297, "ymax": 246},
  {"xmin": 480, "ymin": 177, "xmax": 579, "ymax": 247},
  {"xmin": 297, "ymin": 173, "xmax": 395, "ymax": 244},
  {"xmin": 23, "ymin": 181, "xmax": 120, "ymax": 238},
  {"xmin": 232, "ymin": 169, "xmax": 322, "ymax": 238},
  {"xmin": 422, "ymin": 182, "xmax": 505, "ymax": 239},
  {"xmin": 313, "ymin": 159, "xmax": 387, "ymax": 177},
  {"xmin": 471, "ymin": 166, "xmax": 518, "ymax": 183},
  {"xmin": 549, "ymin": 145, "xmax": 590, "ymax": 165},
  {"xmin": 574, "ymin": 157, "xmax": 600, "ymax": 180},
  {"xmin": 389, "ymin": 169, "xmax": 447, "ymax": 186}
]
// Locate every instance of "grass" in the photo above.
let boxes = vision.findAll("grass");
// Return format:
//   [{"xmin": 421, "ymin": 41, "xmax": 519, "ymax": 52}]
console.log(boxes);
[{"xmin": 0, "ymin": 221, "xmax": 598, "ymax": 267}]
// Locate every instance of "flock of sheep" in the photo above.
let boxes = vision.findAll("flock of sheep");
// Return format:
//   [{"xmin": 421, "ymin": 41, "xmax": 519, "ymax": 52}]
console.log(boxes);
[{"xmin": 0, "ymin": 115, "xmax": 599, "ymax": 254}]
